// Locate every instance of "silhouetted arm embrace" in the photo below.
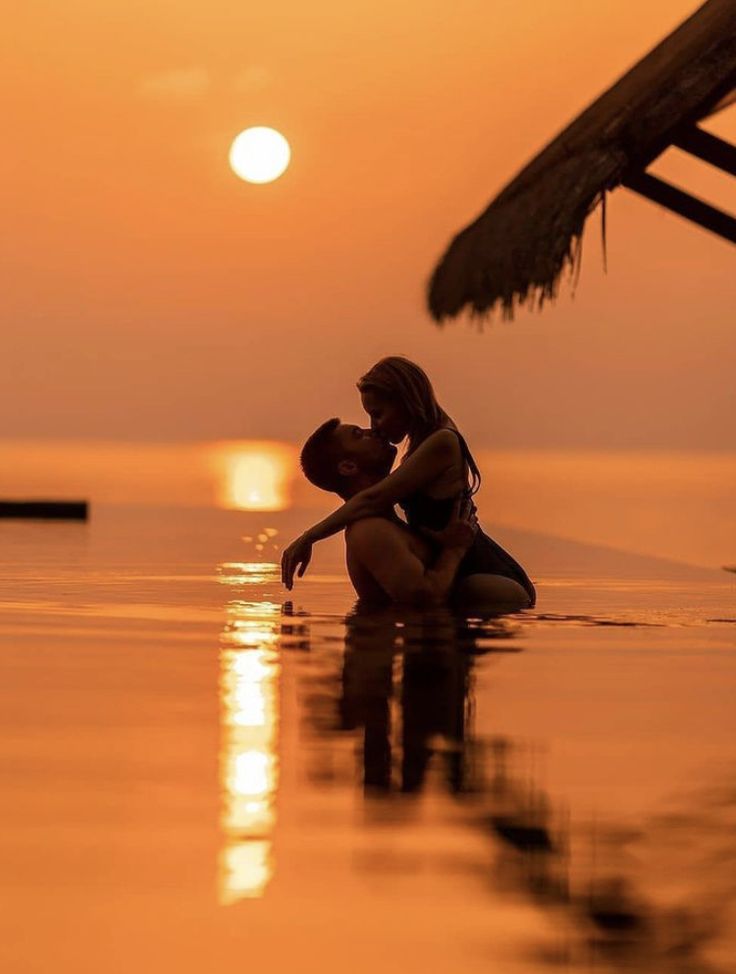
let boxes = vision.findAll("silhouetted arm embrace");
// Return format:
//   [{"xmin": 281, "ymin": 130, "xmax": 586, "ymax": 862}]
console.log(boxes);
[
  {"xmin": 281, "ymin": 430, "xmax": 461, "ymax": 589},
  {"xmin": 349, "ymin": 499, "xmax": 475, "ymax": 606}
]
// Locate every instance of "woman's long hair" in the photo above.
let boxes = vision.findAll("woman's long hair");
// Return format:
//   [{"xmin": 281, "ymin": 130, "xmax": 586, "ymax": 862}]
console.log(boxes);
[{"xmin": 357, "ymin": 356, "xmax": 481, "ymax": 494}]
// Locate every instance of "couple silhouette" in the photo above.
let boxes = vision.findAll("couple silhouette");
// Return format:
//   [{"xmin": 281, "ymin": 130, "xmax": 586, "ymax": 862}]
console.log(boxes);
[{"xmin": 281, "ymin": 356, "xmax": 535, "ymax": 613}]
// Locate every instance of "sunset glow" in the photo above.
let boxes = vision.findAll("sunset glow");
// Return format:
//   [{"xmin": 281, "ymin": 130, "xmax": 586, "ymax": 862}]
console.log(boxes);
[{"xmin": 2, "ymin": 0, "xmax": 734, "ymax": 968}]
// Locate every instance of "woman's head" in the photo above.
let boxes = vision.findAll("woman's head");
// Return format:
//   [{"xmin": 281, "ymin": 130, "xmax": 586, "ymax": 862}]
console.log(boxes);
[{"xmin": 357, "ymin": 356, "xmax": 450, "ymax": 446}]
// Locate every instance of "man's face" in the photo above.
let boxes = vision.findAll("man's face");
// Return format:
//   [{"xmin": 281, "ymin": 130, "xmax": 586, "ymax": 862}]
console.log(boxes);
[{"xmin": 333, "ymin": 423, "xmax": 397, "ymax": 481}]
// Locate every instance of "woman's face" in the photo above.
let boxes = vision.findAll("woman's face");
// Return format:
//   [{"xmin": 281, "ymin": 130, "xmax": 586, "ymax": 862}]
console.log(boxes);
[{"xmin": 360, "ymin": 389, "xmax": 409, "ymax": 444}]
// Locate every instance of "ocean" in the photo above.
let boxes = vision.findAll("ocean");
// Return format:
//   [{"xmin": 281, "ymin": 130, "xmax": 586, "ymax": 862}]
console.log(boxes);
[{"xmin": 0, "ymin": 444, "xmax": 735, "ymax": 972}]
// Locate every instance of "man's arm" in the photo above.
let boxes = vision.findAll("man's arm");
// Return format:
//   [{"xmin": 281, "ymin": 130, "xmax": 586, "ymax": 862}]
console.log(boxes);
[
  {"xmin": 349, "ymin": 518, "xmax": 471, "ymax": 607},
  {"xmin": 281, "ymin": 430, "xmax": 461, "ymax": 589}
]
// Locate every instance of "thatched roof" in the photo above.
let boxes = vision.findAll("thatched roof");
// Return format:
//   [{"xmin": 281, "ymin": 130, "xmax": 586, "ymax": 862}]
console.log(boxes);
[{"xmin": 427, "ymin": 0, "xmax": 736, "ymax": 322}]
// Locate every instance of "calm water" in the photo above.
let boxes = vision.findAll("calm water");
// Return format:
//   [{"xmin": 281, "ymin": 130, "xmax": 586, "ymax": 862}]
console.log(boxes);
[{"xmin": 1, "ymin": 503, "xmax": 735, "ymax": 973}]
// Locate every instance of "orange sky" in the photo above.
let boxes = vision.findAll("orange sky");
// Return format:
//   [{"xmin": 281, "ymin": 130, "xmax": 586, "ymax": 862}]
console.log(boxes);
[{"xmin": 2, "ymin": 0, "xmax": 734, "ymax": 449}]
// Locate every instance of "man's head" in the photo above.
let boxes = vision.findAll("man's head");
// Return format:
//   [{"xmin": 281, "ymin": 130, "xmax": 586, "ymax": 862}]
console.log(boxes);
[{"xmin": 300, "ymin": 418, "xmax": 397, "ymax": 499}]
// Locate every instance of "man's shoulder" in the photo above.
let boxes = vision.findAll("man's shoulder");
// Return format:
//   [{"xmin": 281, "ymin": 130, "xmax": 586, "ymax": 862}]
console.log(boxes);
[
  {"xmin": 346, "ymin": 516, "xmax": 408, "ymax": 552},
  {"xmin": 347, "ymin": 516, "xmax": 396, "ymax": 540}
]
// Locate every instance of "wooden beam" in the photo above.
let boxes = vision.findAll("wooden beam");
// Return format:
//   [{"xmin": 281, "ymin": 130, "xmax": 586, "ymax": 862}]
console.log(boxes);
[
  {"xmin": 622, "ymin": 171, "xmax": 736, "ymax": 244},
  {"xmin": 672, "ymin": 125, "xmax": 736, "ymax": 176}
]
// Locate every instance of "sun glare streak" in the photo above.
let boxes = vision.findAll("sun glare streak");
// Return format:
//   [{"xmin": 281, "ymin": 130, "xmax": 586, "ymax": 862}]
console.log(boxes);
[
  {"xmin": 219, "ymin": 598, "xmax": 281, "ymax": 904},
  {"xmin": 211, "ymin": 442, "xmax": 296, "ymax": 512}
]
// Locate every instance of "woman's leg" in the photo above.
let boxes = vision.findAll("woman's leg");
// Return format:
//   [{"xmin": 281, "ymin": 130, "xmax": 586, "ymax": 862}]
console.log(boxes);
[{"xmin": 453, "ymin": 573, "xmax": 532, "ymax": 613}]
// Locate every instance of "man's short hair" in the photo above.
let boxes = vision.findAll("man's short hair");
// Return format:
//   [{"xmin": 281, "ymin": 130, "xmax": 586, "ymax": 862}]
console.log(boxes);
[{"xmin": 300, "ymin": 417, "xmax": 346, "ymax": 494}]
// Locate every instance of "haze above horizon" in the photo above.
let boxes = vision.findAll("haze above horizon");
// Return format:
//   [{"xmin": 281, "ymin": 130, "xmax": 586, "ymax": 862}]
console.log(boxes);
[{"xmin": 2, "ymin": 0, "xmax": 734, "ymax": 451}]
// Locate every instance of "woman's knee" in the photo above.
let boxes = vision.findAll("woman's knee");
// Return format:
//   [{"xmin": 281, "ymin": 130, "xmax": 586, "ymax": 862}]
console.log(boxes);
[{"xmin": 454, "ymin": 574, "xmax": 532, "ymax": 611}]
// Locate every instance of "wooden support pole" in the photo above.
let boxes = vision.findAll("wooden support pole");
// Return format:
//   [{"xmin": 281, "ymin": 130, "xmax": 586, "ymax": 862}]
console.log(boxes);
[
  {"xmin": 622, "ymin": 171, "xmax": 736, "ymax": 244},
  {"xmin": 672, "ymin": 126, "xmax": 736, "ymax": 177}
]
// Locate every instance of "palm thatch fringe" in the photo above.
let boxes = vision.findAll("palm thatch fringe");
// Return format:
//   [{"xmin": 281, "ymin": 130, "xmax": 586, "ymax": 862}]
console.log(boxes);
[{"xmin": 428, "ymin": 0, "xmax": 736, "ymax": 322}]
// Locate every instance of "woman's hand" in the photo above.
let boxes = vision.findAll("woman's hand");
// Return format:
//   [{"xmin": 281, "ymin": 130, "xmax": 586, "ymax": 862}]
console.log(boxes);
[
  {"xmin": 421, "ymin": 496, "xmax": 478, "ymax": 552},
  {"xmin": 281, "ymin": 534, "xmax": 313, "ymax": 590}
]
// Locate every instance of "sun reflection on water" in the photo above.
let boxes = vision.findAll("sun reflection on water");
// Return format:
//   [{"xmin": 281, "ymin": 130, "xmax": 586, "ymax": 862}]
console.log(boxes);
[
  {"xmin": 219, "ymin": 596, "xmax": 281, "ymax": 903},
  {"xmin": 217, "ymin": 562, "xmax": 280, "ymax": 587}
]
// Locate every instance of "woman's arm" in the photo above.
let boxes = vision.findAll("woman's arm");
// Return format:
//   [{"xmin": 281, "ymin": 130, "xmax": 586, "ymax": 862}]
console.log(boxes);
[{"xmin": 281, "ymin": 429, "xmax": 461, "ymax": 589}]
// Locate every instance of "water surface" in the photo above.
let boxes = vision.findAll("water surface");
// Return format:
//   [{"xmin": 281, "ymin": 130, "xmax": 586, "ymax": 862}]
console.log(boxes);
[{"xmin": 1, "ymin": 503, "xmax": 735, "ymax": 973}]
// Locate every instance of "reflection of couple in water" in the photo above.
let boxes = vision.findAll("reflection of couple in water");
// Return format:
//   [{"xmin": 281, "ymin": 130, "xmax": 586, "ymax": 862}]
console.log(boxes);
[
  {"xmin": 337, "ymin": 607, "xmax": 503, "ymax": 795},
  {"xmin": 281, "ymin": 356, "xmax": 535, "ymax": 612}
]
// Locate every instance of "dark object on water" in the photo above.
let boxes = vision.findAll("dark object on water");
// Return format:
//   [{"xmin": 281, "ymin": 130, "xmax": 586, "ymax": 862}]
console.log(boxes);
[
  {"xmin": 588, "ymin": 904, "xmax": 643, "ymax": 935},
  {"xmin": 428, "ymin": 0, "xmax": 736, "ymax": 321},
  {"xmin": 584, "ymin": 879, "xmax": 648, "ymax": 937},
  {"xmin": 490, "ymin": 815, "xmax": 554, "ymax": 853},
  {"xmin": 0, "ymin": 500, "xmax": 89, "ymax": 520}
]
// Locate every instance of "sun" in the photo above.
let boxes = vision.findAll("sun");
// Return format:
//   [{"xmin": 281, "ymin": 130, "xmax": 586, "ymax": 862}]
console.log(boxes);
[
  {"xmin": 211, "ymin": 441, "xmax": 295, "ymax": 511},
  {"xmin": 229, "ymin": 127, "xmax": 291, "ymax": 184}
]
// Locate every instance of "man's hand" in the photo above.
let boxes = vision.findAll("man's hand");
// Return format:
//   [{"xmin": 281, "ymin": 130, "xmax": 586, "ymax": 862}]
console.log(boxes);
[
  {"xmin": 421, "ymin": 496, "xmax": 478, "ymax": 552},
  {"xmin": 281, "ymin": 535, "xmax": 313, "ymax": 590}
]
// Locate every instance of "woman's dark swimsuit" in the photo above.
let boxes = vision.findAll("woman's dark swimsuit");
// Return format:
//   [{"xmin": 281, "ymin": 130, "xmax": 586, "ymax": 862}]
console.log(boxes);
[{"xmin": 399, "ymin": 432, "xmax": 536, "ymax": 607}]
